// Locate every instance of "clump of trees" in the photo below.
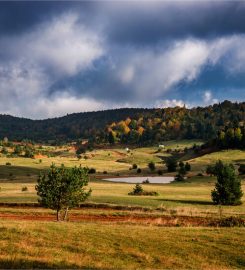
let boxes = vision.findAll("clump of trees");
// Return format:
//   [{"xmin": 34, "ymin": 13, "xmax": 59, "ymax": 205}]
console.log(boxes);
[
  {"xmin": 36, "ymin": 164, "xmax": 91, "ymax": 221},
  {"xmin": 211, "ymin": 161, "xmax": 243, "ymax": 205},
  {"xmin": 216, "ymin": 127, "xmax": 245, "ymax": 150},
  {"xmin": 174, "ymin": 162, "xmax": 191, "ymax": 181}
]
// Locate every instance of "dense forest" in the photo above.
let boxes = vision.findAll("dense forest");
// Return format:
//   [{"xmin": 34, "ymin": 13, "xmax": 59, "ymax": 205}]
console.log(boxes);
[{"xmin": 0, "ymin": 101, "xmax": 244, "ymax": 147}]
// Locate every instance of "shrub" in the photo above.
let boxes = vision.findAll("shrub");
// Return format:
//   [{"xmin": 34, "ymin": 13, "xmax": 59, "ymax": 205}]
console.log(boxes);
[
  {"xmin": 175, "ymin": 173, "xmax": 185, "ymax": 181},
  {"xmin": 137, "ymin": 168, "xmax": 142, "ymax": 174},
  {"xmin": 5, "ymin": 162, "xmax": 11, "ymax": 166},
  {"xmin": 132, "ymin": 164, "xmax": 137, "ymax": 169},
  {"xmin": 24, "ymin": 147, "xmax": 34, "ymax": 158},
  {"xmin": 157, "ymin": 169, "xmax": 163, "ymax": 175},
  {"xmin": 88, "ymin": 168, "xmax": 96, "ymax": 174},
  {"xmin": 148, "ymin": 161, "xmax": 155, "ymax": 172},
  {"xmin": 179, "ymin": 161, "xmax": 184, "ymax": 168},
  {"xmin": 142, "ymin": 179, "xmax": 150, "ymax": 184},
  {"xmin": 211, "ymin": 161, "xmax": 243, "ymax": 205},
  {"xmin": 21, "ymin": 186, "xmax": 28, "ymax": 192},
  {"xmin": 132, "ymin": 183, "xmax": 143, "ymax": 194},
  {"xmin": 197, "ymin": 173, "xmax": 203, "ymax": 177},
  {"xmin": 103, "ymin": 171, "xmax": 107, "ymax": 174},
  {"xmin": 128, "ymin": 183, "xmax": 158, "ymax": 196}
]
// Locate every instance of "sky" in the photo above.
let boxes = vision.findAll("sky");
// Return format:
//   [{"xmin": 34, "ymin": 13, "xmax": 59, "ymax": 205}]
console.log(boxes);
[{"xmin": 0, "ymin": 1, "xmax": 245, "ymax": 119}]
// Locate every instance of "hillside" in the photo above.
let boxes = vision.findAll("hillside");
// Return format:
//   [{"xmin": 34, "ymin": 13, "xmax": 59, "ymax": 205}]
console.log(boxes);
[{"xmin": 0, "ymin": 101, "xmax": 244, "ymax": 144}]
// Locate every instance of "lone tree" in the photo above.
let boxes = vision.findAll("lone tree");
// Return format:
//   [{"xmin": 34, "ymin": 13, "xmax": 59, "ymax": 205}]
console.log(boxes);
[
  {"xmin": 36, "ymin": 164, "xmax": 91, "ymax": 221},
  {"xmin": 211, "ymin": 160, "xmax": 243, "ymax": 205}
]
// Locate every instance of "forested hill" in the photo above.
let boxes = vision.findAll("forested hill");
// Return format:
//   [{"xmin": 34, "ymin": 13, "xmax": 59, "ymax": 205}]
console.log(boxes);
[
  {"xmin": 0, "ymin": 108, "xmax": 151, "ymax": 142},
  {"xmin": 0, "ymin": 101, "xmax": 244, "ymax": 144}
]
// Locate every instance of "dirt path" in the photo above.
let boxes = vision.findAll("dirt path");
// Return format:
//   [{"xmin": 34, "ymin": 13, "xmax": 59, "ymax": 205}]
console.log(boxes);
[{"xmin": 0, "ymin": 212, "xmax": 211, "ymax": 226}]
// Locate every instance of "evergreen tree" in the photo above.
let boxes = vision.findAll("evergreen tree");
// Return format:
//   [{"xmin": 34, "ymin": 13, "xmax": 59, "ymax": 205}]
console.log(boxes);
[
  {"xmin": 166, "ymin": 157, "xmax": 177, "ymax": 172},
  {"xmin": 211, "ymin": 161, "xmax": 243, "ymax": 205},
  {"xmin": 36, "ymin": 164, "xmax": 91, "ymax": 221}
]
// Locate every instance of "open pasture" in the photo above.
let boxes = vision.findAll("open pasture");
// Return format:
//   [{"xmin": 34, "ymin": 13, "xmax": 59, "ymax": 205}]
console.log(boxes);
[{"xmin": 0, "ymin": 220, "xmax": 244, "ymax": 269}]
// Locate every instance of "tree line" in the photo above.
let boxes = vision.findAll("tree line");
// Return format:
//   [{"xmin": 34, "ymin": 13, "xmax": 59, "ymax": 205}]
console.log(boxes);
[{"xmin": 0, "ymin": 101, "xmax": 244, "ymax": 145}]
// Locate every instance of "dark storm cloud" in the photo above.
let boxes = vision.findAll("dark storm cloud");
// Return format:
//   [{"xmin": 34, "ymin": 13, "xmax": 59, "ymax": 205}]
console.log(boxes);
[
  {"xmin": 102, "ymin": 1, "xmax": 245, "ymax": 45},
  {"xmin": 0, "ymin": 1, "xmax": 245, "ymax": 118},
  {"xmin": 0, "ymin": 1, "xmax": 95, "ymax": 34},
  {"xmin": 1, "ymin": 1, "xmax": 245, "ymax": 43}
]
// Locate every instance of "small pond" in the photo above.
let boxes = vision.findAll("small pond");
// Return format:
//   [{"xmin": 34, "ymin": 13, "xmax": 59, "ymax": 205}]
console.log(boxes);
[{"xmin": 102, "ymin": 176, "xmax": 174, "ymax": 184}]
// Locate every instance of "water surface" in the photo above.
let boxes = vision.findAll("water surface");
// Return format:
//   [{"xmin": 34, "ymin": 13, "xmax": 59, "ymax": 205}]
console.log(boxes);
[{"xmin": 102, "ymin": 176, "xmax": 174, "ymax": 184}]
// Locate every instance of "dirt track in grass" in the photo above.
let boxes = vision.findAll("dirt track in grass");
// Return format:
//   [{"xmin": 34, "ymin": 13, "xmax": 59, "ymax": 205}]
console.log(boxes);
[{"xmin": 0, "ymin": 211, "xmax": 217, "ymax": 226}]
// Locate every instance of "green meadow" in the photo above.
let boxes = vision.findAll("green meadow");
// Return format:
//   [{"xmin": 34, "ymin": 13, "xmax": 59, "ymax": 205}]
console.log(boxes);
[{"xmin": 0, "ymin": 140, "xmax": 244, "ymax": 269}]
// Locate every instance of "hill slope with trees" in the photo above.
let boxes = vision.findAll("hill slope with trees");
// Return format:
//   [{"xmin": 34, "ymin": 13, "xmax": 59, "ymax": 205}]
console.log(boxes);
[{"xmin": 0, "ymin": 101, "xmax": 244, "ymax": 146}]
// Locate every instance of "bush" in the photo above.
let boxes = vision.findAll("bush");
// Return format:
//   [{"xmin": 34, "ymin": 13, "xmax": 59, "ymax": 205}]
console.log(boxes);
[
  {"xmin": 132, "ymin": 164, "xmax": 138, "ymax": 169},
  {"xmin": 24, "ymin": 147, "xmax": 34, "ymax": 158},
  {"xmin": 5, "ymin": 162, "xmax": 11, "ymax": 166},
  {"xmin": 175, "ymin": 173, "xmax": 185, "ymax": 181},
  {"xmin": 148, "ymin": 161, "xmax": 155, "ymax": 172},
  {"xmin": 211, "ymin": 161, "xmax": 243, "ymax": 205},
  {"xmin": 157, "ymin": 169, "xmax": 163, "ymax": 175},
  {"xmin": 88, "ymin": 168, "xmax": 96, "ymax": 174},
  {"xmin": 103, "ymin": 171, "xmax": 107, "ymax": 174},
  {"xmin": 197, "ymin": 173, "xmax": 203, "ymax": 177},
  {"xmin": 132, "ymin": 183, "xmax": 143, "ymax": 194},
  {"xmin": 137, "ymin": 168, "xmax": 142, "ymax": 174},
  {"xmin": 128, "ymin": 183, "xmax": 158, "ymax": 196},
  {"xmin": 21, "ymin": 186, "xmax": 28, "ymax": 192},
  {"xmin": 142, "ymin": 179, "xmax": 150, "ymax": 184}
]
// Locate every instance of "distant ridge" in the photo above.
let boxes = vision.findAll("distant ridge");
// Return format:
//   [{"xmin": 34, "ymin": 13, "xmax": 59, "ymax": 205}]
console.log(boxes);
[{"xmin": 0, "ymin": 101, "xmax": 244, "ymax": 143}]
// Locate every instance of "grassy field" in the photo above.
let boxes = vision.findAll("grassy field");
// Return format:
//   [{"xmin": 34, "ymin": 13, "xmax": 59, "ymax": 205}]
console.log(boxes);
[
  {"xmin": 0, "ymin": 176, "xmax": 244, "ymax": 217},
  {"xmin": 0, "ymin": 220, "xmax": 244, "ymax": 269},
  {"xmin": 0, "ymin": 142, "xmax": 244, "ymax": 217},
  {"xmin": 0, "ymin": 140, "xmax": 244, "ymax": 269}
]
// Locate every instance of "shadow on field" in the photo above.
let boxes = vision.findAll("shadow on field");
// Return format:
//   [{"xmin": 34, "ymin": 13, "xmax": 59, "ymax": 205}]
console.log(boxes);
[
  {"xmin": 157, "ymin": 198, "xmax": 213, "ymax": 205},
  {"xmin": 0, "ymin": 165, "xmax": 43, "ymax": 181},
  {"xmin": 0, "ymin": 258, "xmax": 99, "ymax": 269},
  {"xmin": 235, "ymin": 159, "xmax": 245, "ymax": 163}
]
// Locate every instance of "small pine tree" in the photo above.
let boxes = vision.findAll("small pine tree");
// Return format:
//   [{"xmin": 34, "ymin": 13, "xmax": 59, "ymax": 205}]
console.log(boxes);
[
  {"xmin": 36, "ymin": 164, "xmax": 91, "ymax": 221},
  {"xmin": 132, "ymin": 183, "xmax": 143, "ymax": 194},
  {"xmin": 211, "ymin": 161, "xmax": 243, "ymax": 205}
]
